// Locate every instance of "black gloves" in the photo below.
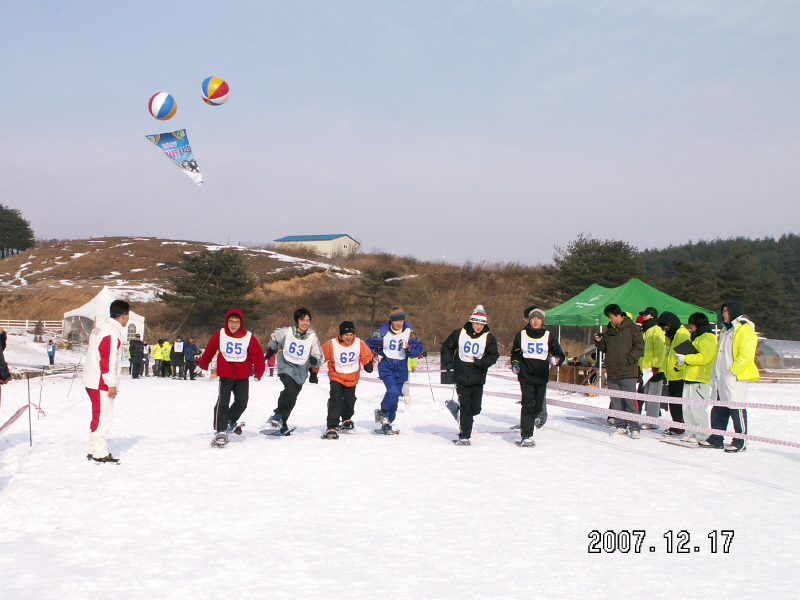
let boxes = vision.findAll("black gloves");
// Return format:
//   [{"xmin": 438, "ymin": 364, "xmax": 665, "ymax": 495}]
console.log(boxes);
[
  {"xmin": 309, "ymin": 356, "xmax": 319, "ymax": 367},
  {"xmin": 440, "ymin": 369, "xmax": 454, "ymax": 385},
  {"xmin": 473, "ymin": 358, "xmax": 484, "ymax": 369},
  {"xmin": 309, "ymin": 371, "xmax": 319, "ymax": 384},
  {"xmin": 364, "ymin": 361, "xmax": 374, "ymax": 373},
  {"xmin": 265, "ymin": 348, "xmax": 276, "ymax": 360}
]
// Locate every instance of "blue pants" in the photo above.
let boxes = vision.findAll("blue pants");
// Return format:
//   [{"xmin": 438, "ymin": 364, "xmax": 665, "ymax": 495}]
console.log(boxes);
[
  {"xmin": 708, "ymin": 406, "xmax": 747, "ymax": 449},
  {"xmin": 380, "ymin": 375, "xmax": 404, "ymax": 422}
]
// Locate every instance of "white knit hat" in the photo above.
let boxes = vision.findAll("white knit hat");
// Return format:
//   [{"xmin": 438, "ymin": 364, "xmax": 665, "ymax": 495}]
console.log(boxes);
[{"xmin": 469, "ymin": 305, "xmax": 488, "ymax": 324}]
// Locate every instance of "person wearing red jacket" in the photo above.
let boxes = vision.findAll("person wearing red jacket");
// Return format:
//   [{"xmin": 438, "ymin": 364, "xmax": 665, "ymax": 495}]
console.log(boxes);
[
  {"xmin": 320, "ymin": 321, "xmax": 375, "ymax": 439},
  {"xmin": 199, "ymin": 308, "xmax": 266, "ymax": 446}
]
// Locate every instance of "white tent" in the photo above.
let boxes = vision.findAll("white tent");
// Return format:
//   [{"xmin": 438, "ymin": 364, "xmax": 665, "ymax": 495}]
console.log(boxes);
[{"xmin": 62, "ymin": 286, "xmax": 145, "ymax": 344}]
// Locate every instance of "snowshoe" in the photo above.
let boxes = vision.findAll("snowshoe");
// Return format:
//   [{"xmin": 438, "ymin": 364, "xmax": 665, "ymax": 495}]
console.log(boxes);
[
  {"xmin": 374, "ymin": 409, "xmax": 390, "ymax": 425},
  {"xmin": 339, "ymin": 419, "xmax": 354, "ymax": 430},
  {"xmin": 87, "ymin": 453, "xmax": 121, "ymax": 464},
  {"xmin": 321, "ymin": 428, "xmax": 340, "ymax": 440},
  {"xmin": 374, "ymin": 423, "xmax": 399, "ymax": 435},
  {"xmin": 452, "ymin": 437, "xmax": 471, "ymax": 446},
  {"xmin": 260, "ymin": 426, "xmax": 297, "ymax": 437},
  {"xmin": 516, "ymin": 437, "xmax": 535, "ymax": 448},
  {"xmin": 445, "ymin": 399, "xmax": 460, "ymax": 422},
  {"xmin": 213, "ymin": 431, "xmax": 229, "ymax": 447}
]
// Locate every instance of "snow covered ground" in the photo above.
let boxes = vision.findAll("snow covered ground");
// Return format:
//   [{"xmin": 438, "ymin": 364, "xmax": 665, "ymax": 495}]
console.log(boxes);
[{"xmin": 1, "ymin": 360, "xmax": 799, "ymax": 599}]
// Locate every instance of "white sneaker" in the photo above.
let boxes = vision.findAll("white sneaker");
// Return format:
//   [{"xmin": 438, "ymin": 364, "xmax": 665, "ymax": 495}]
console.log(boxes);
[
  {"xmin": 682, "ymin": 436, "xmax": 699, "ymax": 444},
  {"xmin": 629, "ymin": 430, "xmax": 640, "ymax": 439},
  {"xmin": 609, "ymin": 427, "xmax": 628, "ymax": 437}
]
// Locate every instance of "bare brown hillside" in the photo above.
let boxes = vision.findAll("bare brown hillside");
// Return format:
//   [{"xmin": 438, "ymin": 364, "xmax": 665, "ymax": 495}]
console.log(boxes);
[{"xmin": 0, "ymin": 238, "xmax": 552, "ymax": 355}]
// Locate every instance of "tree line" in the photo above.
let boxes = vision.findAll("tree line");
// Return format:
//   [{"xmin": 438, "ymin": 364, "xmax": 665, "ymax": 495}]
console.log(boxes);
[{"xmin": 541, "ymin": 233, "xmax": 800, "ymax": 340}]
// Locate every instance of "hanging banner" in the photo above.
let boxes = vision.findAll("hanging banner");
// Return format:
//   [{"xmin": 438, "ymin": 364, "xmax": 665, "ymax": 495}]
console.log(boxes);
[{"xmin": 145, "ymin": 129, "xmax": 203, "ymax": 185}]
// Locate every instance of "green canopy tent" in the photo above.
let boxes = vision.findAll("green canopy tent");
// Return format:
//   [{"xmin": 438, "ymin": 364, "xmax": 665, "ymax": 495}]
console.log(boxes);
[{"xmin": 545, "ymin": 278, "xmax": 717, "ymax": 326}]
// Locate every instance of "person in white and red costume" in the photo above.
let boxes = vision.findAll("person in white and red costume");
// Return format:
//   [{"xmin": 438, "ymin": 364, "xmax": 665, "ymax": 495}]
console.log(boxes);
[{"xmin": 83, "ymin": 299, "xmax": 130, "ymax": 464}]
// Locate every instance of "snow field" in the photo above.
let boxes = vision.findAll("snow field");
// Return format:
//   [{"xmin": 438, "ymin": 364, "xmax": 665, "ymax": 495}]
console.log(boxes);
[{"xmin": 1, "ymin": 371, "xmax": 799, "ymax": 599}]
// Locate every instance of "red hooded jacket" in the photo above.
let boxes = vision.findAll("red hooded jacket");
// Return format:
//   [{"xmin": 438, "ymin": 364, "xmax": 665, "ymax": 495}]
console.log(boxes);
[{"xmin": 199, "ymin": 308, "xmax": 266, "ymax": 380}]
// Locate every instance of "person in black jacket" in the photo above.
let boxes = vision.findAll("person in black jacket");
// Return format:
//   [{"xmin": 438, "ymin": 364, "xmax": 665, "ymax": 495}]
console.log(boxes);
[
  {"xmin": 594, "ymin": 304, "xmax": 645, "ymax": 439},
  {"xmin": 441, "ymin": 305, "xmax": 500, "ymax": 446},
  {"xmin": 0, "ymin": 327, "xmax": 10, "ymax": 384},
  {"xmin": 510, "ymin": 307, "xmax": 565, "ymax": 447},
  {"xmin": 128, "ymin": 334, "xmax": 144, "ymax": 379}
]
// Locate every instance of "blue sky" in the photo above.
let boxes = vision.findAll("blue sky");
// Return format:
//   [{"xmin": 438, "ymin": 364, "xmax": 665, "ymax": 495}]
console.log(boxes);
[{"xmin": 2, "ymin": 1, "xmax": 798, "ymax": 263}]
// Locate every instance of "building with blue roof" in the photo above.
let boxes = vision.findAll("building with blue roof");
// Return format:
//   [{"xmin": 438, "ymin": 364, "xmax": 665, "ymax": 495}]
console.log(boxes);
[{"xmin": 274, "ymin": 234, "xmax": 360, "ymax": 256}]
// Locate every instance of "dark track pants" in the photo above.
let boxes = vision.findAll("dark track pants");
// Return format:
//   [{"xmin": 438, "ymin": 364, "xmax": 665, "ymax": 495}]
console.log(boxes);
[
  {"xmin": 519, "ymin": 382, "xmax": 547, "ymax": 438},
  {"xmin": 666, "ymin": 380, "xmax": 685, "ymax": 432},
  {"xmin": 456, "ymin": 383, "xmax": 484, "ymax": 439},
  {"xmin": 130, "ymin": 361, "xmax": 142, "ymax": 379},
  {"xmin": 214, "ymin": 377, "xmax": 249, "ymax": 432},
  {"xmin": 707, "ymin": 406, "xmax": 748, "ymax": 449},
  {"xmin": 275, "ymin": 374, "xmax": 304, "ymax": 419},
  {"xmin": 326, "ymin": 381, "xmax": 358, "ymax": 429}
]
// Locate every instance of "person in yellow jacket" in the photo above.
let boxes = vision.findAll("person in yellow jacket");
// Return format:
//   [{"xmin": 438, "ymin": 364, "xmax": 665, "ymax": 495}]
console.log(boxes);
[
  {"xmin": 700, "ymin": 301, "xmax": 759, "ymax": 453},
  {"xmin": 657, "ymin": 311, "xmax": 691, "ymax": 436},
  {"xmin": 675, "ymin": 313, "xmax": 718, "ymax": 444},
  {"xmin": 151, "ymin": 339, "xmax": 163, "ymax": 377},
  {"xmin": 638, "ymin": 307, "xmax": 666, "ymax": 428},
  {"xmin": 160, "ymin": 339, "xmax": 172, "ymax": 377}
]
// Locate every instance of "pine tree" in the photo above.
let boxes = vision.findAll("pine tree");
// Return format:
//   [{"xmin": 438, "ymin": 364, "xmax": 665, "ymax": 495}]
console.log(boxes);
[
  {"xmin": 545, "ymin": 233, "xmax": 644, "ymax": 302},
  {"xmin": 351, "ymin": 267, "xmax": 402, "ymax": 323},
  {"xmin": 666, "ymin": 258, "xmax": 720, "ymax": 312},
  {"xmin": 0, "ymin": 205, "xmax": 35, "ymax": 258},
  {"xmin": 159, "ymin": 248, "xmax": 259, "ymax": 326}
]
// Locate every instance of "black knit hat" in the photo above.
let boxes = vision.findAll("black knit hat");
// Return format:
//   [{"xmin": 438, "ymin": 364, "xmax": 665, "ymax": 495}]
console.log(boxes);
[{"xmin": 339, "ymin": 321, "xmax": 356, "ymax": 336}]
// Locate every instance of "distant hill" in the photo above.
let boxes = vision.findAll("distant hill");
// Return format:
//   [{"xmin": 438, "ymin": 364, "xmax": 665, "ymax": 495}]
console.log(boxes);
[{"xmin": 0, "ymin": 237, "xmax": 548, "ymax": 354}]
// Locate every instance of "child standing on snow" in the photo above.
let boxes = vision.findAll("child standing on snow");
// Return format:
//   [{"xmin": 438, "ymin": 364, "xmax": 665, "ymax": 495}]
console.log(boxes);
[
  {"xmin": 320, "ymin": 321, "xmax": 375, "ymax": 439},
  {"xmin": 366, "ymin": 308, "xmax": 424, "ymax": 435},
  {"xmin": 199, "ymin": 309, "xmax": 266, "ymax": 446},
  {"xmin": 510, "ymin": 307, "xmax": 565, "ymax": 448},
  {"xmin": 265, "ymin": 308, "xmax": 323, "ymax": 435}
]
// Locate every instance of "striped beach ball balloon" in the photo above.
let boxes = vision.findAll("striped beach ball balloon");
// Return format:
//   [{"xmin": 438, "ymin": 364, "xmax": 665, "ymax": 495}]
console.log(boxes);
[
  {"xmin": 201, "ymin": 76, "xmax": 229, "ymax": 105},
  {"xmin": 148, "ymin": 92, "xmax": 177, "ymax": 120}
]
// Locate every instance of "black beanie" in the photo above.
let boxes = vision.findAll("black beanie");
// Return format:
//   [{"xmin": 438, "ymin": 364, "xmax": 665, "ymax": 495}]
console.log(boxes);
[
  {"xmin": 722, "ymin": 301, "xmax": 745, "ymax": 321},
  {"xmin": 339, "ymin": 321, "xmax": 356, "ymax": 336}
]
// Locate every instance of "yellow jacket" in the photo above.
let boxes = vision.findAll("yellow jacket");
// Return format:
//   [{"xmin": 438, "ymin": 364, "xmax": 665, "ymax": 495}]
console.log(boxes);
[
  {"xmin": 161, "ymin": 341, "xmax": 172, "ymax": 361},
  {"xmin": 152, "ymin": 344, "xmax": 163, "ymax": 360},
  {"xmin": 730, "ymin": 319, "xmax": 760, "ymax": 381},
  {"xmin": 664, "ymin": 325, "xmax": 691, "ymax": 381},
  {"xmin": 683, "ymin": 331, "xmax": 718, "ymax": 385},
  {"xmin": 639, "ymin": 324, "xmax": 666, "ymax": 370}
]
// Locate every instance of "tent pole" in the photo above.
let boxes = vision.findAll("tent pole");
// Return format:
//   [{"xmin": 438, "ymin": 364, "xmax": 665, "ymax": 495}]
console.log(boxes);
[{"xmin": 598, "ymin": 325, "xmax": 603, "ymax": 389}]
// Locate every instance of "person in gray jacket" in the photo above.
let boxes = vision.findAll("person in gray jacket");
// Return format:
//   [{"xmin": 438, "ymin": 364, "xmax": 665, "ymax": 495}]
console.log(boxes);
[
  {"xmin": 265, "ymin": 308, "xmax": 323, "ymax": 435},
  {"xmin": 594, "ymin": 304, "xmax": 645, "ymax": 439}
]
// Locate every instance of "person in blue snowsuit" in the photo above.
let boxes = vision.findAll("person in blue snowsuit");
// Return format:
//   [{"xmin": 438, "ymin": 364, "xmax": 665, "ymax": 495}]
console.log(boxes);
[{"xmin": 366, "ymin": 308, "xmax": 424, "ymax": 434}]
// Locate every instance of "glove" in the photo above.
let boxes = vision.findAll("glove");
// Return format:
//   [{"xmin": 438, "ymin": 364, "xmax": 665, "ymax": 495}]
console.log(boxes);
[
  {"xmin": 0, "ymin": 379, "xmax": 8, "ymax": 385},
  {"xmin": 265, "ymin": 348, "xmax": 276, "ymax": 360},
  {"xmin": 421, "ymin": 350, "xmax": 428, "ymax": 358},
  {"xmin": 548, "ymin": 356, "xmax": 560, "ymax": 367},
  {"xmin": 472, "ymin": 358, "xmax": 484, "ymax": 369},
  {"xmin": 364, "ymin": 361, "xmax": 374, "ymax": 373},
  {"xmin": 309, "ymin": 371, "xmax": 319, "ymax": 384},
  {"xmin": 440, "ymin": 369, "xmax": 454, "ymax": 385},
  {"xmin": 511, "ymin": 362, "xmax": 520, "ymax": 374},
  {"xmin": 675, "ymin": 354, "xmax": 685, "ymax": 366},
  {"xmin": 404, "ymin": 342, "xmax": 412, "ymax": 354},
  {"xmin": 309, "ymin": 356, "xmax": 319, "ymax": 367}
]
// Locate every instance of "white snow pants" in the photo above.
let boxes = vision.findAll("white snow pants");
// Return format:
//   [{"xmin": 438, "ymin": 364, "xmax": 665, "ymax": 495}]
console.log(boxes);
[
  {"xmin": 681, "ymin": 382, "xmax": 710, "ymax": 442},
  {"xmin": 86, "ymin": 388, "xmax": 115, "ymax": 458}
]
